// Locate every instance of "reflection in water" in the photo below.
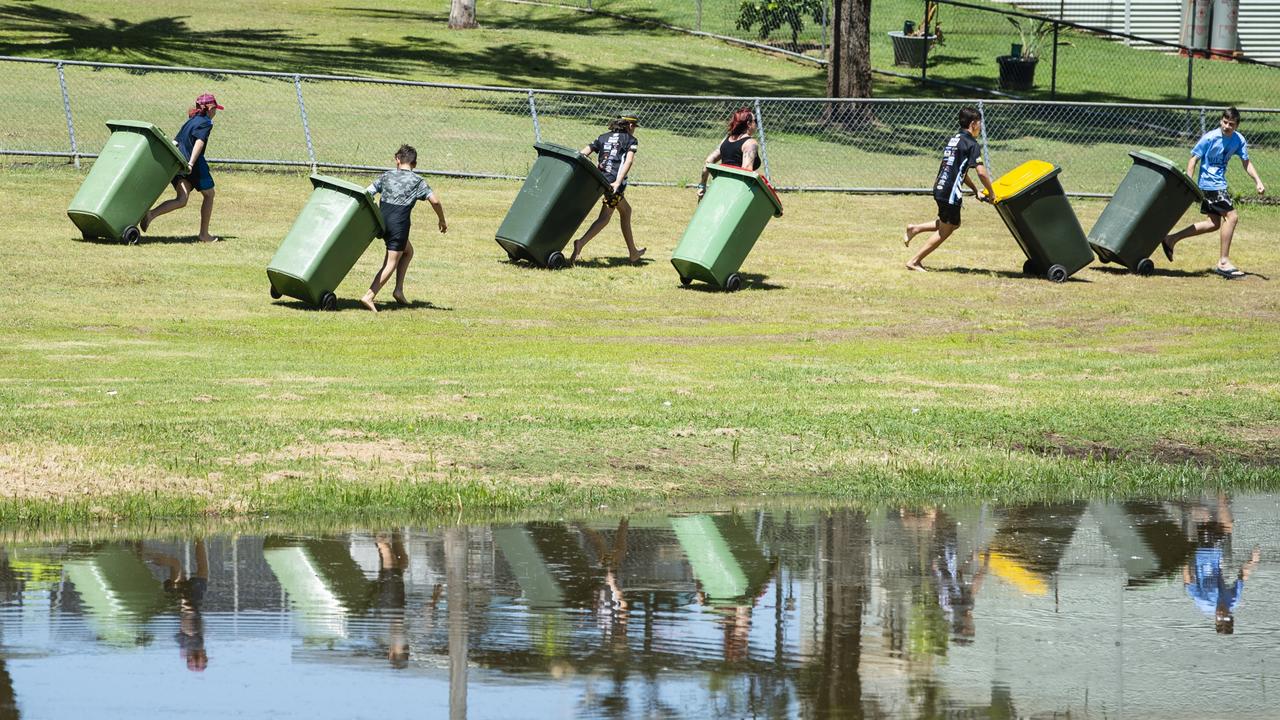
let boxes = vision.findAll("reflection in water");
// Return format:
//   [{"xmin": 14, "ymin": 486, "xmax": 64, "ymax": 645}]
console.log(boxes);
[{"xmin": 2, "ymin": 494, "xmax": 1279, "ymax": 718}]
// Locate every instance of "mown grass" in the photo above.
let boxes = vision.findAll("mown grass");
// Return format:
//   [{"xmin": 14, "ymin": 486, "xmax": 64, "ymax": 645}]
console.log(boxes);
[{"xmin": 1, "ymin": 162, "xmax": 1278, "ymax": 524}]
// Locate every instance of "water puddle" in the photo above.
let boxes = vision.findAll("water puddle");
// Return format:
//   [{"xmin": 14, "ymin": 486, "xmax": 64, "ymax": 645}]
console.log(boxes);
[{"xmin": 2, "ymin": 493, "xmax": 1278, "ymax": 718}]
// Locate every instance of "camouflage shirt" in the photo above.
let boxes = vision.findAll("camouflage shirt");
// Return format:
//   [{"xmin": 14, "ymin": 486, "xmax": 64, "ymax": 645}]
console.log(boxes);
[{"xmin": 368, "ymin": 169, "xmax": 432, "ymax": 207}]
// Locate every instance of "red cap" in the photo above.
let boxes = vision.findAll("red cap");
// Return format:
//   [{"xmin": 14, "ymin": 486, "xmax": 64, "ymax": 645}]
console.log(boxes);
[{"xmin": 195, "ymin": 93, "xmax": 225, "ymax": 110}]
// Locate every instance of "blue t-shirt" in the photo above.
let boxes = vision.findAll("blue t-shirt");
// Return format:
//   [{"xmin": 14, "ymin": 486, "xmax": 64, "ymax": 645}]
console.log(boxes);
[
  {"xmin": 174, "ymin": 115, "xmax": 213, "ymax": 167},
  {"xmin": 1192, "ymin": 128, "xmax": 1248, "ymax": 192},
  {"xmin": 1185, "ymin": 547, "xmax": 1244, "ymax": 616}
]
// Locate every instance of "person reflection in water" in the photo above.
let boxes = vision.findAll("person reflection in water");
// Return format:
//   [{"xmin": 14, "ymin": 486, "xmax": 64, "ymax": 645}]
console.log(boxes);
[
  {"xmin": 152, "ymin": 540, "xmax": 209, "ymax": 672},
  {"xmin": 930, "ymin": 512, "xmax": 989, "ymax": 643},
  {"xmin": 1182, "ymin": 494, "xmax": 1262, "ymax": 633},
  {"xmin": 372, "ymin": 532, "xmax": 411, "ymax": 668}
]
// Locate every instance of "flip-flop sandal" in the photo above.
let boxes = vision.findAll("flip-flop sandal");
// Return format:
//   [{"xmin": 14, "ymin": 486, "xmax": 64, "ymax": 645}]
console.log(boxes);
[
  {"xmin": 1161, "ymin": 239, "xmax": 1174, "ymax": 262},
  {"xmin": 1214, "ymin": 266, "xmax": 1246, "ymax": 279}
]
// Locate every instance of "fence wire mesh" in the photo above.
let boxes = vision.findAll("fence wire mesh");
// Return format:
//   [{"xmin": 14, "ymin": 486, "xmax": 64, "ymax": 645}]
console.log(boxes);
[{"xmin": 2, "ymin": 57, "xmax": 1276, "ymax": 199}]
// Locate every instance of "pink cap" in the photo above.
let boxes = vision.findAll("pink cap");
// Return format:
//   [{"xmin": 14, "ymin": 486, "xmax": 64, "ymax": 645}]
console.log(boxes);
[{"xmin": 195, "ymin": 93, "xmax": 225, "ymax": 110}]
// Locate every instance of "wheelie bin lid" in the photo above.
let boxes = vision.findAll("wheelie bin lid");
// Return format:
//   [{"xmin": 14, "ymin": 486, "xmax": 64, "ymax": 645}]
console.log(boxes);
[
  {"xmin": 533, "ymin": 141, "xmax": 612, "ymax": 192},
  {"xmin": 105, "ymin": 119, "xmax": 189, "ymax": 167},
  {"xmin": 986, "ymin": 159, "xmax": 1060, "ymax": 204},
  {"xmin": 310, "ymin": 173, "xmax": 386, "ymax": 237},
  {"xmin": 1129, "ymin": 150, "xmax": 1205, "ymax": 202},
  {"xmin": 707, "ymin": 163, "xmax": 784, "ymax": 217}
]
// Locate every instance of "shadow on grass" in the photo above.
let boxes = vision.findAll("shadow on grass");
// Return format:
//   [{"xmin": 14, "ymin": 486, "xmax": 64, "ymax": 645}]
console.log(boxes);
[
  {"xmin": 72, "ymin": 234, "xmax": 240, "ymax": 245},
  {"xmin": 679, "ymin": 272, "xmax": 786, "ymax": 291},
  {"xmin": 274, "ymin": 298, "xmax": 453, "ymax": 312},
  {"xmin": 1090, "ymin": 266, "xmax": 1216, "ymax": 278},
  {"xmin": 932, "ymin": 265, "xmax": 1092, "ymax": 282},
  {"xmin": 570, "ymin": 256, "xmax": 653, "ymax": 269}
]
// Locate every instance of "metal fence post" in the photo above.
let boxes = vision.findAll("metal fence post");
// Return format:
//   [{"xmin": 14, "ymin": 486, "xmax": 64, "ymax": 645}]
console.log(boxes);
[
  {"xmin": 1200, "ymin": 107, "xmax": 1206, "ymax": 136},
  {"xmin": 1186, "ymin": 55, "xmax": 1194, "ymax": 104},
  {"xmin": 821, "ymin": 1, "xmax": 829, "ymax": 59},
  {"xmin": 1050, "ymin": 20, "xmax": 1060, "ymax": 99},
  {"xmin": 753, "ymin": 98, "xmax": 772, "ymax": 183},
  {"xmin": 293, "ymin": 75, "xmax": 317, "ymax": 170},
  {"xmin": 977, "ymin": 100, "xmax": 993, "ymax": 175},
  {"xmin": 695, "ymin": 0, "xmax": 702, "ymax": 32},
  {"xmin": 56, "ymin": 62, "xmax": 80, "ymax": 170},
  {"xmin": 528, "ymin": 90, "xmax": 542, "ymax": 143}
]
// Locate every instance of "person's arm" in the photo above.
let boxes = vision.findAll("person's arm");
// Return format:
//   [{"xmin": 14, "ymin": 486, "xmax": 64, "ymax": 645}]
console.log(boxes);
[
  {"xmin": 741, "ymin": 139, "xmax": 759, "ymax": 172},
  {"xmin": 1243, "ymin": 158, "xmax": 1265, "ymax": 194},
  {"xmin": 1240, "ymin": 545, "xmax": 1262, "ymax": 581},
  {"xmin": 580, "ymin": 145, "xmax": 595, "ymax": 157},
  {"xmin": 1186, "ymin": 154, "xmax": 1199, "ymax": 179},
  {"xmin": 427, "ymin": 192, "xmax": 447, "ymax": 233},
  {"xmin": 186, "ymin": 138, "xmax": 206, "ymax": 172},
  {"xmin": 612, "ymin": 149, "xmax": 636, "ymax": 194},
  {"xmin": 975, "ymin": 164, "xmax": 995, "ymax": 201},
  {"xmin": 699, "ymin": 142, "xmax": 725, "ymax": 198}
]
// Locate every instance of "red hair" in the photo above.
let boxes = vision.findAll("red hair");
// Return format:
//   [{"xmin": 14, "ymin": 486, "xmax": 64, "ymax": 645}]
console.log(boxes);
[
  {"xmin": 188, "ymin": 103, "xmax": 214, "ymax": 118},
  {"xmin": 727, "ymin": 108, "xmax": 754, "ymax": 137}
]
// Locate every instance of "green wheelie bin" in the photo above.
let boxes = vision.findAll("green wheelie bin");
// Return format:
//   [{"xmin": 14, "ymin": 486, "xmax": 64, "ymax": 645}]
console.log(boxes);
[
  {"xmin": 986, "ymin": 159, "xmax": 1093, "ymax": 283},
  {"xmin": 1088, "ymin": 150, "xmax": 1204, "ymax": 275},
  {"xmin": 66, "ymin": 120, "xmax": 189, "ymax": 244},
  {"xmin": 495, "ymin": 142, "xmax": 612, "ymax": 269},
  {"xmin": 266, "ymin": 174, "xmax": 385, "ymax": 311},
  {"xmin": 671, "ymin": 163, "xmax": 783, "ymax": 292}
]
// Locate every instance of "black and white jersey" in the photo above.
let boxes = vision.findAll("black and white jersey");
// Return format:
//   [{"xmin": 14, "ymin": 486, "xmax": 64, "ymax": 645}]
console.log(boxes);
[
  {"xmin": 933, "ymin": 130, "xmax": 982, "ymax": 205},
  {"xmin": 589, "ymin": 131, "xmax": 638, "ymax": 183}
]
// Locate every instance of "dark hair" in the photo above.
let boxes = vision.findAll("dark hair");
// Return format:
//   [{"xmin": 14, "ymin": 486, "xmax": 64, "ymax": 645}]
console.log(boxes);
[
  {"xmin": 958, "ymin": 107, "xmax": 981, "ymax": 129},
  {"xmin": 727, "ymin": 107, "xmax": 755, "ymax": 137},
  {"xmin": 1222, "ymin": 106, "xmax": 1241, "ymax": 122},
  {"xmin": 608, "ymin": 117, "xmax": 636, "ymax": 133},
  {"xmin": 395, "ymin": 144, "xmax": 418, "ymax": 165}
]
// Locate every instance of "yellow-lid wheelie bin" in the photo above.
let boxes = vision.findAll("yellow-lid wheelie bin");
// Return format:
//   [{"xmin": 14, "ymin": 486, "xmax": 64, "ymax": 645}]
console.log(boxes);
[
  {"xmin": 1088, "ymin": 150, "xmax": 1204, "ymax": 275},
  {"xmin": 266, "ymin": 175, "xmax": 385, "ymax": 311},
  {"xmin": 495, "ymin": 142, "xmax": 613, "ymax": 269},
  {"xmin": 671, "ymin": 164, "xmax": 783, "ymax": 292},
  {"xmin": 66, "ymin": 120, "xmax": 189, "ymax": 244},
  {"xmin": 985, "ymin": 160, "xmax": 1093, "ymax": 283}
]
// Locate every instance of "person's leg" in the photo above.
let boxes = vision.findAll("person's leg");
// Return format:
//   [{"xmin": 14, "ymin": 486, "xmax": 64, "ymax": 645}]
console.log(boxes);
[
  {"xmin": 906, "ymin": 222, "xmax": 957, "ymax": 271},
  {"xmin": 1217, "ymin": 209, "xmax": 1239, "ymax": 268},
  {"xmin": 615, "ymin": 196, "xmax": 645, "ymax": 263},
  {"xmin": 393, "ymin": 240, "xmax": 414, "ymax": 305},
  {"xmin": 197, "ymin": 188, "xmax": 217, "ymax": 242},
  {"xmin": 362, "ymin": 249, "xmax": 404, "ymax": 312},
  {"xmin": 904, "ymin": 219, "xmax": 939, "ymax": 247},
  {"xmin": 570, "ymin": 205, "xmax": 615, "ymax": 264},
  {"xmin": 144, "ymin": 180, "xmax": 192, "ymax": 230}
]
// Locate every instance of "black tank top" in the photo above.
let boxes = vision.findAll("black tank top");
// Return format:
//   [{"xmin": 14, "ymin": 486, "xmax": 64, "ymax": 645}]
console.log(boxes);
[{"xmin": 719, "ymin": 135, "xmax": 761, "ymax": 170}]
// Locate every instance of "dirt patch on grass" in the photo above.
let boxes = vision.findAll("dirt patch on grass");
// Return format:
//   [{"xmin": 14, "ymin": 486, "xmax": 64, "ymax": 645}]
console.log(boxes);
[
  {"xmin": 1014, "ymin": 432, "xmax": 1278, "ymax": 466},
  {"xmin": 0, "ymin": 442, "xmax": 210, "ymax": 501}
]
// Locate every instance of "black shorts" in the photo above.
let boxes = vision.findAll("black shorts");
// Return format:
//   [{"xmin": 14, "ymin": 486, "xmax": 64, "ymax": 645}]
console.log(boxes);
[
  {"xmin": 381, "ymin": 203, "xmax": 412, "ymax": 251},
  {"xmin": 1201, "ymin": 189, "xmax": 1234, "ymax": 217},
  {"xmin": 936, "ymin": 198, "xmax": 962, "ymax": 227},
  {"xmin": 603, "ymin": 182, "xmax": 627, "ymax": 208}
]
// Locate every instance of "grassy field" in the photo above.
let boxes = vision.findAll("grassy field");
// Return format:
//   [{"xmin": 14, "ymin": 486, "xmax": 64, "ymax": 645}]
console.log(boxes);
[{"xmin": 2, "ymin": 162, "xmax": 1279, "ymax": 523}]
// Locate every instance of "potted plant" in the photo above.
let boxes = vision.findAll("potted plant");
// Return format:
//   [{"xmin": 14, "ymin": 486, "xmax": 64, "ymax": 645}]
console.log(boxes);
[
  {"xmin": 888, "ymin": 2, "xmax": 942, "ymax": 69},
  {"xmin": 997, "ymin": 17, "xmax": 1053, "ymax": 91}
]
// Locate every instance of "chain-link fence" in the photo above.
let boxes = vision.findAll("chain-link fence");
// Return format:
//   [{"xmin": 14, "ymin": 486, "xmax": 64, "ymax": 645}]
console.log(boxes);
[
  {"xmin": 3, "ymin": 56, "xmax": 1276, "ymax": 198},
  {"xmin": 517, "ymin": 0, "xmax": 1280, "ymax": 107}
]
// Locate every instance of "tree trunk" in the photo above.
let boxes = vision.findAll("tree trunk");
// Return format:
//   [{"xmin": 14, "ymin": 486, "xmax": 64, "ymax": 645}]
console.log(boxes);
[
  {"xmin": 826, "ymin": 0, "xmax": 872, "ymax": 98},
  {"xmin": 449, "ymin": 0, "xmax": 477, "ymax": 29}
]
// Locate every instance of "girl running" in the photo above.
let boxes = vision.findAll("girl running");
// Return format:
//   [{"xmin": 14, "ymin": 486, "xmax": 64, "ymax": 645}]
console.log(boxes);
[{"xmin": 569, "ymin": 114, "xmax": 646, "ymax": 265}]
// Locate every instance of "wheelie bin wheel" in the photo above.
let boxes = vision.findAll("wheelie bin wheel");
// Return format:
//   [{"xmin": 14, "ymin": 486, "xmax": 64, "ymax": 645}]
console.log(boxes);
[
  {"xmin": 724, "ymin": 273, "xmax": 743, "ymax": 292},
  {"xmin": 1047, "ymin": 264, "xmax": 1068, "ymax": 283},
  {"xmin": 547, "ymin": 251, "xmax": 566, "ymax": 270},
  {"xmin": 122, "ymin": 226, "xmax": 141, "ymax": 245},
  {"xmin": 680, "ymin": 275, "xmax": 692, "ymax": 287},
  {"xmin": 1022, "ymin": 259, "xmax": 1039, "ymax": 276},
  {"xmin": 1135, "ymin": 258, "xmax": 1155, "ymax": 276},
  {"xmin": 270, "ymin": 285, "xmax": 282, "ymax": 300},
  {"xmin": 506, "ymin": 250, "xmax": 518, "ymax": 262},
  {"xmin": 320, "ymin": 292, "xmax": 338, "ymax": 311}
]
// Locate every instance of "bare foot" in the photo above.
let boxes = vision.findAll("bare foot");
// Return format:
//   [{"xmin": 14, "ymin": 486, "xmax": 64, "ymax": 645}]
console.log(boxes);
[
  {"xmin": 629, "ymin": 247, "xmax": 647, "ymax": 264},
  {"xmin": 141, "ymin": 212, "xmax": 152, "ymax": 232},
  {"xmin": 392, "ymin": 291, "xmax": 408, "ymax": 306},
  {"xmin": 360, "ymin": 294, "xmax": 378, "ymax": 312},
  {"xmin": 197, "ymin": 234, "xmax": 221, "ymax": 243},
  {"xmin": 569, "ymin": 238, "xmax": 585, "ymax": 264},
  {"xmin": 905, "ymin": 262, "xmax": 928, "ymax": 272},
  {"xmin": 903, "ymin": 226, "xmax": 915, "ymax": 247}
]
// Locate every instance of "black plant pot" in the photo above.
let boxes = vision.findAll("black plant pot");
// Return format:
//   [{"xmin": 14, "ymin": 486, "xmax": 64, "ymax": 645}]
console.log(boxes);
[{"xmin": 996, "ymin": 55, "xmax": 1038, "ymax": 92}]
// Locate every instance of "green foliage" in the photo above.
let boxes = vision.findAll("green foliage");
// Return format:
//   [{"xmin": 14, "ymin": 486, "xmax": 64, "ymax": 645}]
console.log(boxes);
[
  {"xmin": 1005, "ymin": 16, "xmax": 1055, "ymax": 59},
  {"xmin": 735, "ymin": 0, "xmax": 826, "ymax": 48}
]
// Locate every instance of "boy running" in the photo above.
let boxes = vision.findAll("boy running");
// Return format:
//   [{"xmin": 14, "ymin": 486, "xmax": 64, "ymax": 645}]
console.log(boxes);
[
  {"xmin": 904, "ymin": 107, "xmax": 995, "ymax": 272},
  {"xmin": 1162, "ymin": 106, "xmax": 1266, "ymax": 279},
  {"xmin": 362, "ymin": 145, "xmax": 447, "ymax": 313},
  {"xmin": 569, "ymin": 114, "xmax": 646, "ymax": 266}
]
